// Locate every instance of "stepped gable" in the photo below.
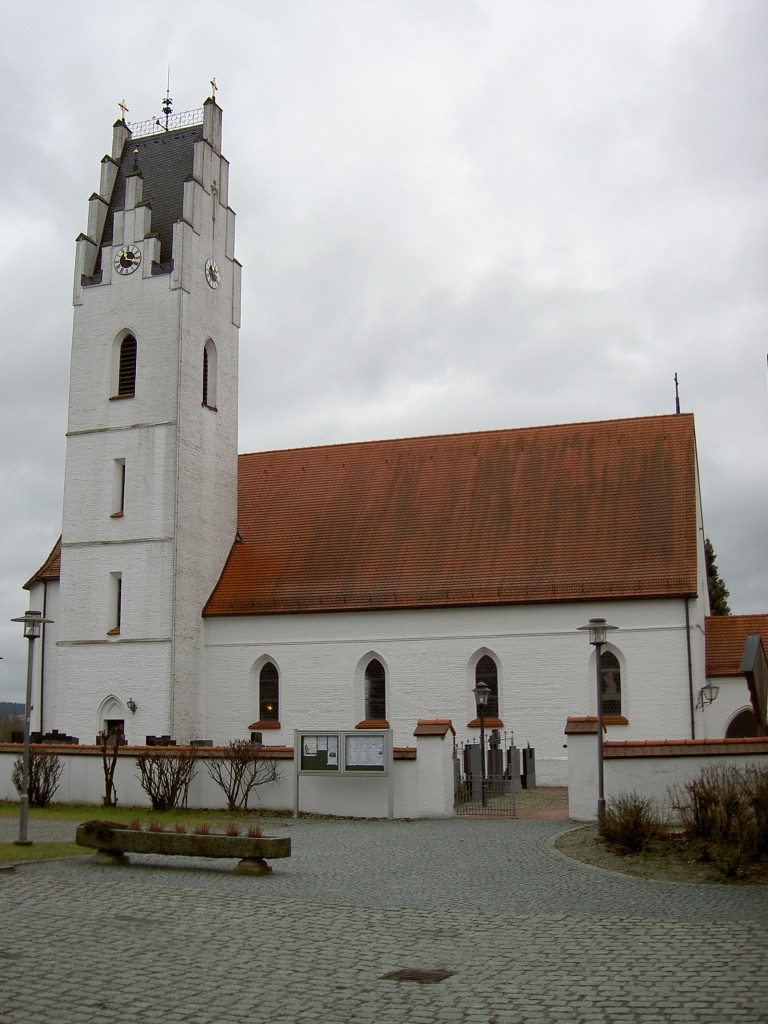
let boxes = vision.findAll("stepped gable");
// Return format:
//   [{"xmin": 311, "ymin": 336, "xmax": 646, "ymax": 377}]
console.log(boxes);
[{"xmin": 96, "ymin": 125, "xmax": 201, "ymax": 271}]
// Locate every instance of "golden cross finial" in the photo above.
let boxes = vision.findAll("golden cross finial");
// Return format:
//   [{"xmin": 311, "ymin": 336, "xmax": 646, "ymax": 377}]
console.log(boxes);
[
  {"xmin": 210, "ymin": 77, "xmax": 218, "ymax": 98},
  {"xmin": 118, "ymin": 98, "xmax": 129, "ymax": 121}
]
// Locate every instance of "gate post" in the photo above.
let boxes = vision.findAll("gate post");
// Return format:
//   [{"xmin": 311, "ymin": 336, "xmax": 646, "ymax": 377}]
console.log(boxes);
[{"xmin": 413, "ymin": 720, "xmax": 456, "ymax": 817}]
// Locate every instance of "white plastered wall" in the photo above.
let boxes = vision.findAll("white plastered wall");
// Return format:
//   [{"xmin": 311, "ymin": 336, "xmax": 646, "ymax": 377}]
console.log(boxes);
[{"xmin": 203, "ymin": 596, "xmax": 705, "ymax": 786}]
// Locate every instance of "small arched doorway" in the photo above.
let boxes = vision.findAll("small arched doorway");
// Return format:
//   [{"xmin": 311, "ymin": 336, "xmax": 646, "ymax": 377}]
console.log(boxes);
[{"xmin": 725, "ymin": 707, "xmax": 760, "ymax": 738}]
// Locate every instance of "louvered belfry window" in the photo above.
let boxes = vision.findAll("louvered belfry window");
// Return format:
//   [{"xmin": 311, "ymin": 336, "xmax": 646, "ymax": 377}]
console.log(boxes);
[
  {"xmin": 365, "ymin": 659, "xmax": 386, "ymax": 720},
  {"xmin": 118, "ymin": 335, "xmax": 137, "ymax": 395},
  {"xmin": 202, "ymin": 346, "xmax": 210, "ymax": 406},
  {"xmin": 475, "ymin": 655, "xmax": 499, "ymax": 717},
  {"xmin": 259, "ymin": 662, "xmax": 279, "ymax": 721}
]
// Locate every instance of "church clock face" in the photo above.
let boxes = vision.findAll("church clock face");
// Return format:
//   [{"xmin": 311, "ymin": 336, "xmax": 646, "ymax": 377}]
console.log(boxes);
[
  {"xmin": 205, "ymin": 258, "xmax": 221, "ymax": 289},
  {"xmin": 114, "ymin": 245, "xmax": 141, "ymax": 275}
]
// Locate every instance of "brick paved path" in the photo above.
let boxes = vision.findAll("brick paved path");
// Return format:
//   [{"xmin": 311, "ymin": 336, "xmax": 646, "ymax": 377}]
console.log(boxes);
[{"xmin": 1, "ymin": 817, "xmax": 766, "ymax": 1023}]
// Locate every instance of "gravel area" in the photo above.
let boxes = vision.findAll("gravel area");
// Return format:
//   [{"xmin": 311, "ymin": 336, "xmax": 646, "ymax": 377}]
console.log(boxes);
[{"xmin": 555, "ymin": 822, "xmax": 768, "ymax": 885}]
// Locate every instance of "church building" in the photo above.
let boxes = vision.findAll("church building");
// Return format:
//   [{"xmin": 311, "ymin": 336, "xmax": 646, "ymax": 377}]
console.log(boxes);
[{"xmin": 23, "ymin": 95, "xmax": 764, "ymax": 785}]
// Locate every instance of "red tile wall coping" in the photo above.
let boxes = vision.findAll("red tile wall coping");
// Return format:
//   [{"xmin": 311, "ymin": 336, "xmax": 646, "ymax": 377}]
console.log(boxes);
[
  {"xmin": 563, "ymin": 721, "xmax": 768, "ymax": 757},
  {"xmin": 564, "ymin": 716, "xmax": 599, "ymax": 734},
  {"xmin": 413, "ymin": 719, "xmax": 456, "ymax": 737},
  {"xmin": 0, "ymin": 743, "xmax": 418, "ymax": 760},
  {"xmin": 604, "ymin": 737, "xmax": 768, "ymax": 758}
]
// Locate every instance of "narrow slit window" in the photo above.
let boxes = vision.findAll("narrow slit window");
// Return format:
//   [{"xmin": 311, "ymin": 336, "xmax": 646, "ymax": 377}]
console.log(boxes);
[
  {"xmin": 108, "ymin": 572, "xmax": 122, "ymax": 635},
  {"xmin": 111, "ymin": 459, "xmax": 126, "ymax": 516},
  {"xmin": 202, "ymin": 339, "xmax": 217, "ymax": 409}
]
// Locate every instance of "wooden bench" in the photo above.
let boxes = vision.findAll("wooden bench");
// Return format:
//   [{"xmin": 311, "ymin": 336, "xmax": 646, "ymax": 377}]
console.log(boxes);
[{"xmin": 76, "ymin": 820, "xmax": 291, "ymax": 875}]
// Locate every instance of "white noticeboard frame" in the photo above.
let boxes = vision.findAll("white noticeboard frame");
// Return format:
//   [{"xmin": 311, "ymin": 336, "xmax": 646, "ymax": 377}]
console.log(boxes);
[{"xmin": 293, "ymin": 729, "xmax": 394, "ymax": 819}]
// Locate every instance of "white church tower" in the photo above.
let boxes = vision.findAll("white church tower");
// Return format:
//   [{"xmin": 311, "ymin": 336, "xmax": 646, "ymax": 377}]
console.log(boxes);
[{"xmin": 53, "ymin": 94, "xmax": 240, "ymax": 743}]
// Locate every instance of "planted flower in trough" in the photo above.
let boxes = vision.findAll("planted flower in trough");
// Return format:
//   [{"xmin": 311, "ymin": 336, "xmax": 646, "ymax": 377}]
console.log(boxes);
[{"xmin": 75, "ymin": 820, "xmax": 290, "ymax": 876}]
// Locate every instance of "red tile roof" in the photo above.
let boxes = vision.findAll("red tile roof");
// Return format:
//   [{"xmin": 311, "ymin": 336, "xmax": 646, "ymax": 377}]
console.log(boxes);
[
  {"xmin": 204, "ymin": 413, "xmax": 699, "ymax": 616},
  {"xmin": 706, "ymin": 615, "xmax": 768, "ymax": 677},
  {"xmin": 413, "ymin": 719, "xmax": 456, "ymax": 737},
  {"xmin": 24, "ymin": 537, "xmax": 62, "ymax": 590}
]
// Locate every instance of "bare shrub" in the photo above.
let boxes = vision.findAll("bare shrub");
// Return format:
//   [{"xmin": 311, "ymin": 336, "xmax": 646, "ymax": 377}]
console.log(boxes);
[
  {"xmin": 135, "ymin": 748, "xmax": 198, "ymax": 811},
  {"xmin": 671, "ymin": 763, "xmax": 768, "ymax": 878},
  {"xmin": 745, "ymin": 765, "xmax": 768, "ymax": 859},
  {"xmin": 97, "ymin": 726, "xmax": 122, "ymax": 806},
  {"xmin": 601, "ymin": 792, "xmax": 665, "ymax": 854},
  {"xmin": 12, "ymin": 750, "xmax": 63, "ymax": 808},
  {"xmin": 205, "ymin": 739, "xmax": 280, "ymax": 812}
]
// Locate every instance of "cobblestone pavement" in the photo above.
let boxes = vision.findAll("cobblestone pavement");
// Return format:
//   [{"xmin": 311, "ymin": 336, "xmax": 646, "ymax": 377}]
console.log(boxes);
[{"xmin": 2, "ymin": 817, "xmax": 767, "ymax": 1024}]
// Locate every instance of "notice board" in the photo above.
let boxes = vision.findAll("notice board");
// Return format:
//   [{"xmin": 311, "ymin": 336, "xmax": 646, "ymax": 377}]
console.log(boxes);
[
  {"xmin": 296, "ymin": 730, "xmax": 390, "ymax": 775},
  {"xmin": 294, "ymin": 729, "xmax": 394, "ymax": 819}
]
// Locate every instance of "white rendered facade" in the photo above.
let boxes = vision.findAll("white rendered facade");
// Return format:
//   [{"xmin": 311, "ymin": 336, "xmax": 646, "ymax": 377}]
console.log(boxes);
[
  {"xmin": 24, "ymin": 99, "xmax": 727, "ymax": 787},
  {"xmin": 203, "ymin": 594, "xmax": 709, "ymax": 786}
]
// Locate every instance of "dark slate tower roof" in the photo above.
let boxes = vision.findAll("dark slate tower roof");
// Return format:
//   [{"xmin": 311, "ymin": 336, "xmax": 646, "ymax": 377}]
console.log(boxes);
[{"xmin": 96, "ymin": 125, "xmax": 202, "ymax": 272}]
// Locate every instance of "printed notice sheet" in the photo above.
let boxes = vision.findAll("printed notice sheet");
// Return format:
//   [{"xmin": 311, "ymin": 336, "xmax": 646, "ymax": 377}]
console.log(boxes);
[{"xmin": 345, "ymin": 734, "xmax": 385, "ymax": 770}]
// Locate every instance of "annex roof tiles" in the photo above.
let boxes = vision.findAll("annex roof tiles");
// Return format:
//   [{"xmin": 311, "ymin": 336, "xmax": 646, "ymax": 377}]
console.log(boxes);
[
  {"xmin": 705, "ymin": 615, "xmax": 768, "ymax": 677},
  {"xmin": 24, "ymin": 537, "xmax": 61, "ymax": 590}
]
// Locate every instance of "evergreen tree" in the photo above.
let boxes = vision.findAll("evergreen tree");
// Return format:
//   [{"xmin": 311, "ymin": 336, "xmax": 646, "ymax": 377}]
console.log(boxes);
[{"xmin": 705, "ymin": 538, "xmax": 731, "ymax": 615}]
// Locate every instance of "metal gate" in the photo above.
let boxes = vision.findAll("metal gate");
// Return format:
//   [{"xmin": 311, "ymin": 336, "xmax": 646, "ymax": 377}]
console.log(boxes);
[{"xmin": 454, "ymin": 730, "xmax": 520, "ymax": 816}]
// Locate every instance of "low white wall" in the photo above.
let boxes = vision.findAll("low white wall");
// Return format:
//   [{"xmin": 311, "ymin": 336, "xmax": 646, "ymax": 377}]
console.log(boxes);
[
  {"xmin": 0, "ymin": 732, "xmax": 455, "ymax": 820},
  {"xmin": 567, "ymin": 729, "xmax": 768, "ymax": 821}
]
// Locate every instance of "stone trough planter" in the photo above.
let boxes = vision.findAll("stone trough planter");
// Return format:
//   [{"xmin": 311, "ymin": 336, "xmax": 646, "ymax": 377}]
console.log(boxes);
[{"xmin": 76, "ymin": 821, "xmax": 291, "ymax": 875}]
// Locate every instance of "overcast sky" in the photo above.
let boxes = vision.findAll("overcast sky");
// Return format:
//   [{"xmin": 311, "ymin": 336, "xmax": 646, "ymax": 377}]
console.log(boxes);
[{"xmin": 1, "ymin": 0, "xmax": 766, "ymax": 702}]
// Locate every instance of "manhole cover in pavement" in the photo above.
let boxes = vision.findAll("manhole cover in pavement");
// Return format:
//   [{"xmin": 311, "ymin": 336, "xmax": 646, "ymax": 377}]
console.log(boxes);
[{"xmin": 382, "ymin": 968, "xmax": 454, "ymax": 983}]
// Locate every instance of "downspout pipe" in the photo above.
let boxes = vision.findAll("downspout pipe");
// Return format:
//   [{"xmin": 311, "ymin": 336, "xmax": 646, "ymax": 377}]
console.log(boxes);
[
  {"xmin": 39, "ymin": 581, "xmax": 48, "ymax": 733},
  {"xmin": 685, "ymin": 598, "xmax": 695, "ymax": 739}
]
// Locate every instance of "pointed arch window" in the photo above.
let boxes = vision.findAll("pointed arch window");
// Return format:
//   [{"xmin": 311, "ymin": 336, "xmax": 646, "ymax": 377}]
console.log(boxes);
[
  {"xmin": 202, "ymin": 339, "xmax": 217, "ymax": 409},
  {"xmin": 259, "ymin": 662, "xmax": 279, "ymax": 722},
  {"xmin": 600, "ymin": 651, "xmax": 622, "ymax": 716},
  {"xmin": 475, "ymin": 655, "xmax": 499, "ymax": 717},
  {"xmin": 365, "ymin": 659, "xmax": 386, "ymax": 721},
  {"xmin": 117, "ymin": 335, "xmax": 137, "ymax": 396}
]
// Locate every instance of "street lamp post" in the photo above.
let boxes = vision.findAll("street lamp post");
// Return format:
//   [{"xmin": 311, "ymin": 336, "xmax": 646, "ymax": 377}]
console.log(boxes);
[
  {"xmin": 11, "ymin": 610, "xmax": 53, "ymax": 846},
  {"xmin": 577, "ymin": 617, "xmax": 618, "ymax": 830},
  {"xmin": 473, "ymin": 681, "xmax": 491, "ymax": 808}
]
